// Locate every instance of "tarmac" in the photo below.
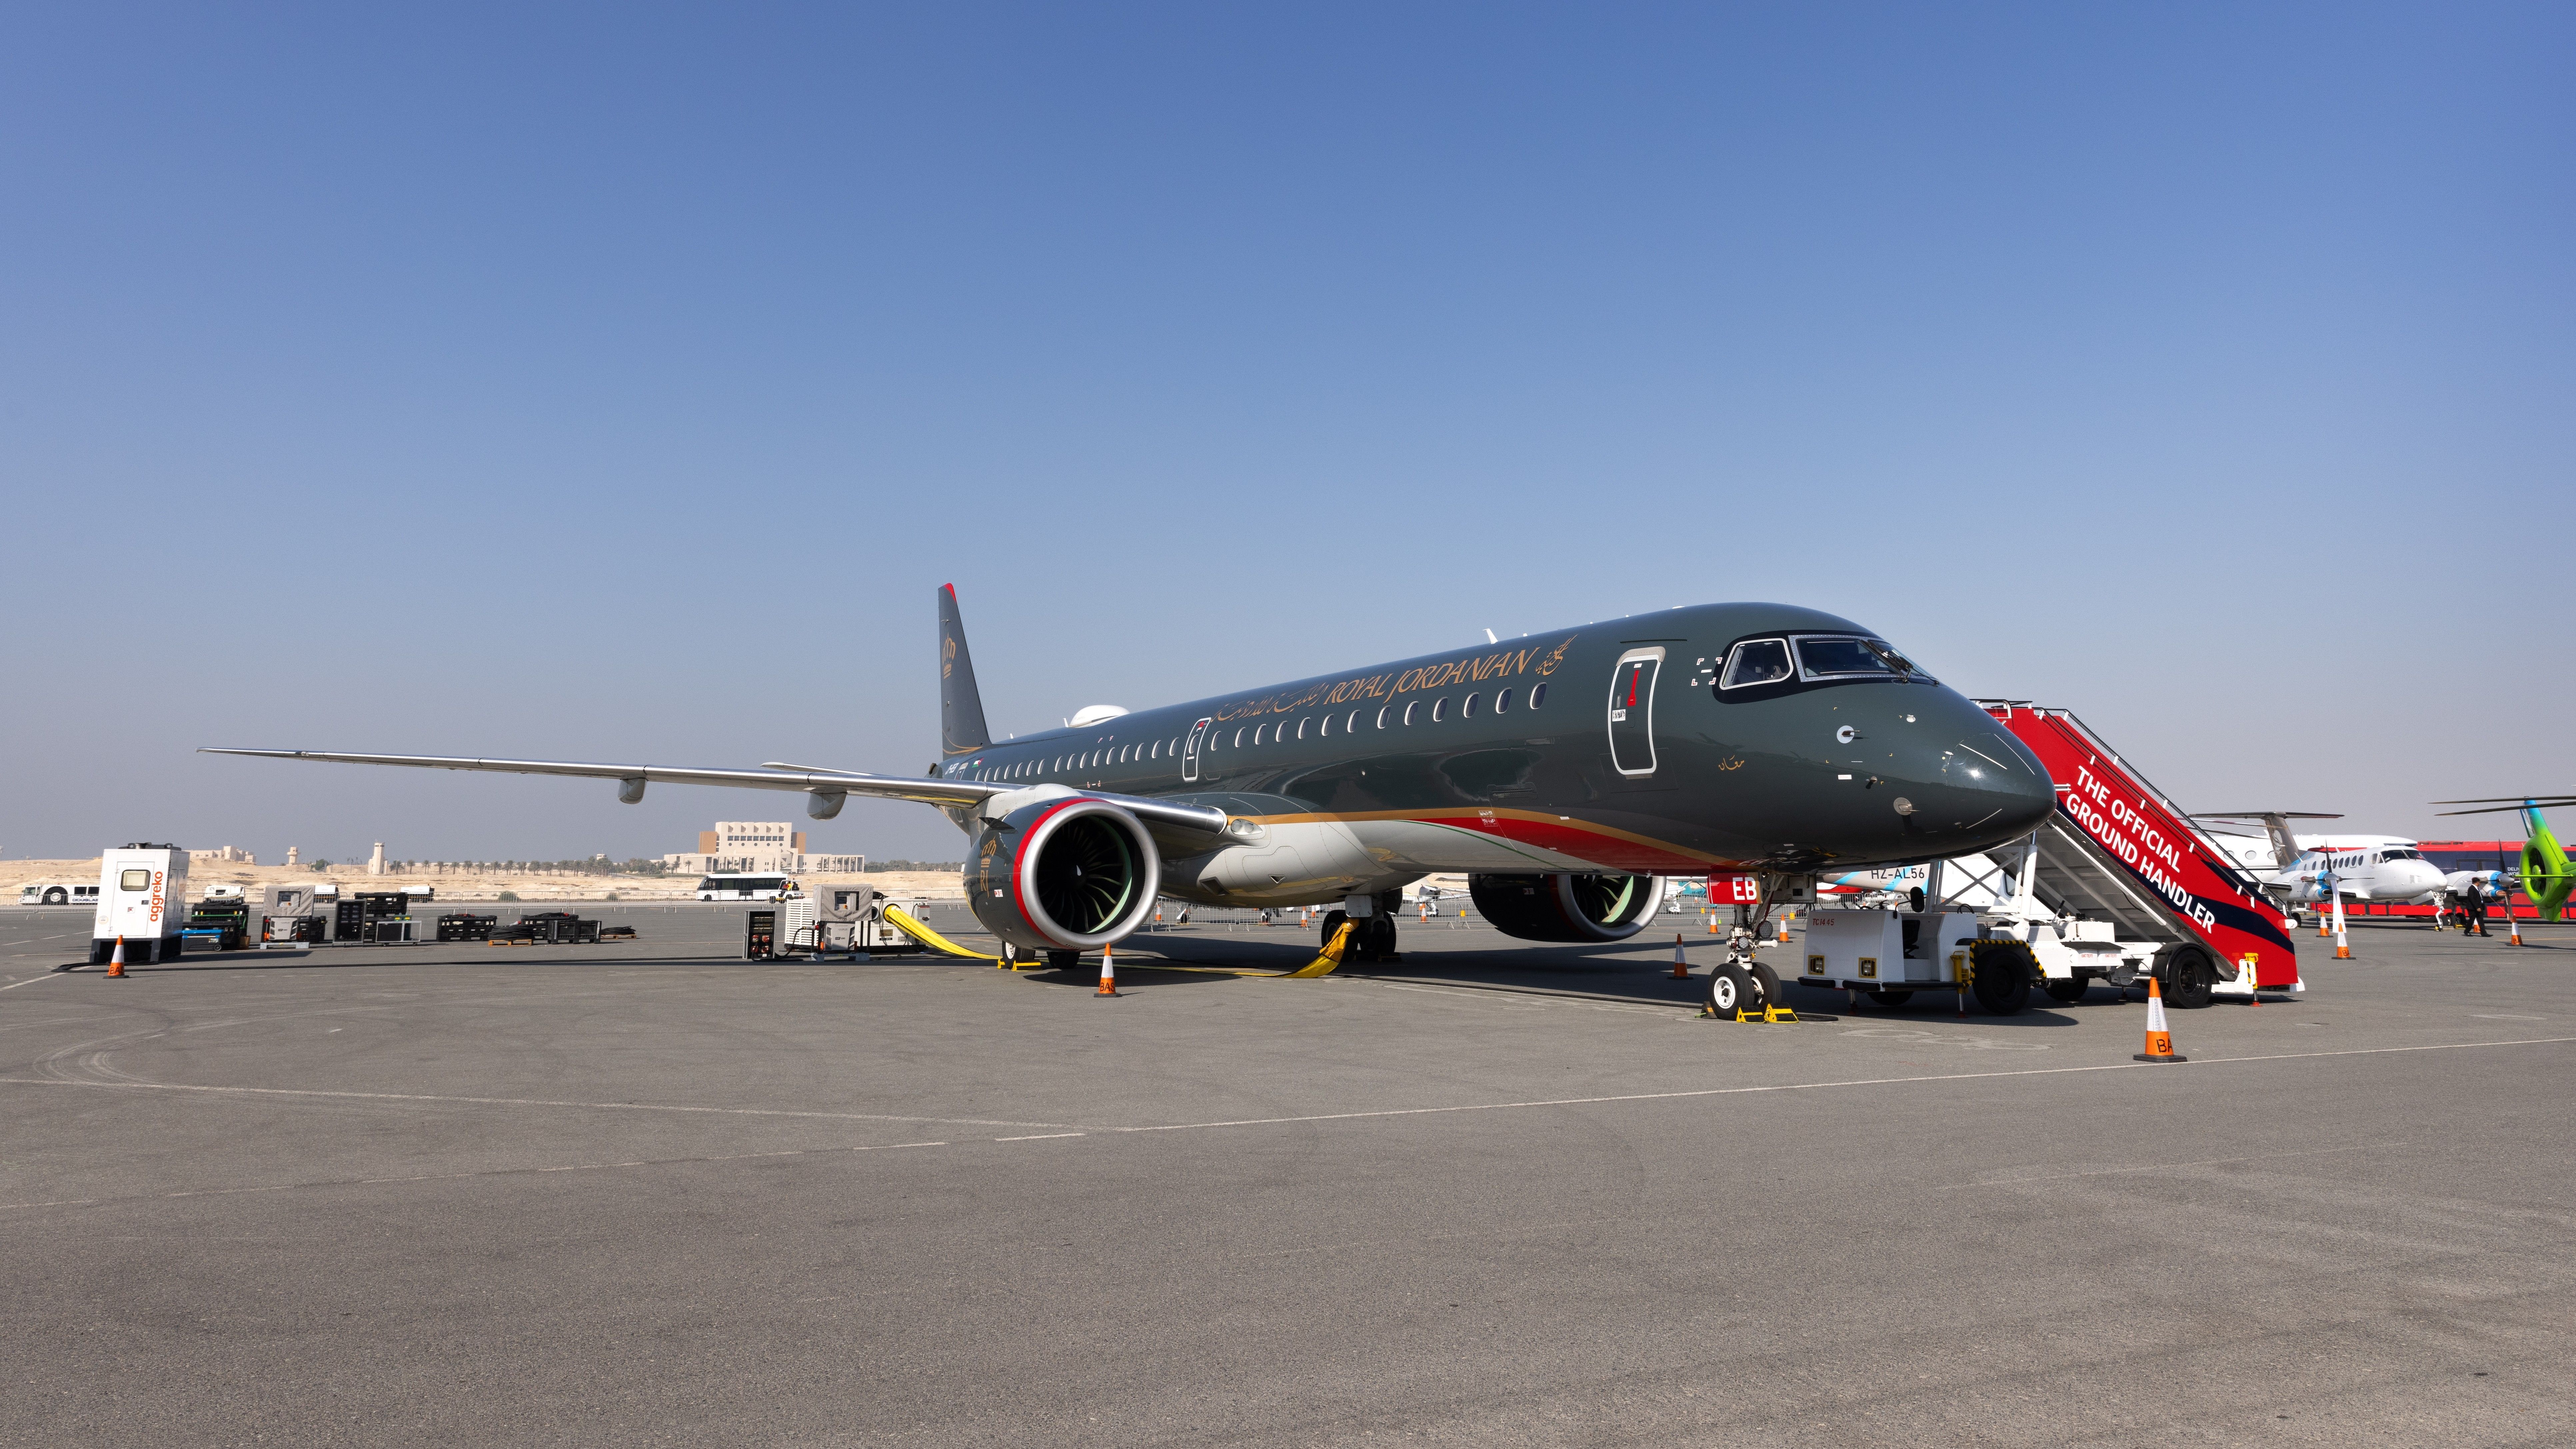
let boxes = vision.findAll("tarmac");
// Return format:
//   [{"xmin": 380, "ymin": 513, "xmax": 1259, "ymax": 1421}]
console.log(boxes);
[{"xmin": 3, "ymin": 903, "xmax": 2571, "ymax": 1446}]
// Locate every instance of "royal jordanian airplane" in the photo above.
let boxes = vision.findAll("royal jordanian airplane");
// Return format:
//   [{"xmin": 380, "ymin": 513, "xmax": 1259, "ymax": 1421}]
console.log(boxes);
[{"xmin": 209, "ymin": 589, "xmax": 2057, "ymax": 993}]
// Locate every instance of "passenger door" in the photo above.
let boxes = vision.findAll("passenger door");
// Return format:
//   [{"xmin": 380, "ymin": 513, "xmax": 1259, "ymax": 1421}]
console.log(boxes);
[
  {"xmin": 1183, "ymin": 717, "xmax": 1213, "ymax": 783},
  {"xmin": 1607, "ymin": 648, "xmax": 1664, "ymax": 777}
]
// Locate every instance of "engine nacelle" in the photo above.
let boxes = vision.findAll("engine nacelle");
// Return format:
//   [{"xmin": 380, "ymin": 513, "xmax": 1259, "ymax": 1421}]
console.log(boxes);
[
  {"xmin": 1469, "ymin": 872, "xmax": 1665, "ymax": 943},
  {"xmin": 965, "ymin": 795, "xmax": 1162, "ymax": 954}
]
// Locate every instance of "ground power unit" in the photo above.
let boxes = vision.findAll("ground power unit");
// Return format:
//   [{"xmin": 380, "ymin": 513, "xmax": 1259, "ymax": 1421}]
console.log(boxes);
[{"xmin": 89, "ymin": 845, "xmax": 190, "ymax": 964}]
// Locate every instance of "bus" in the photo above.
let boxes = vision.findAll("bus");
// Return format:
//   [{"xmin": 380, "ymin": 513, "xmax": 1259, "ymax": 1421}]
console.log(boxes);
[
  {"xmin": 697, "ymin": 874, "xmax": 796, "ymax": 902},
  {"xmin": 19, "ymin": 882, "xmax": 100, "ymax": 906}
]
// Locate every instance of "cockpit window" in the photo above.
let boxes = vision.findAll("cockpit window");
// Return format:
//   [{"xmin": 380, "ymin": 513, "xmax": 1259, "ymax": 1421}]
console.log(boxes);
[
  {"xmin": 1794, "ymin": 635, "xmax": 1931, "ymax": 683},
  {"xmin": 1720, "ymin": 639, "xmax": 1793, "ymax": 689},
  {"xmin": 2381, "ymin": 848, "xmax": 2421, "ymax": 862}
]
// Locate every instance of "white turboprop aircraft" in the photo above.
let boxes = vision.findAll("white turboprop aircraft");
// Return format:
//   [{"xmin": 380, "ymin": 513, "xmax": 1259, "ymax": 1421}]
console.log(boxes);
[{"xmin": 2193, "ymin": 812, "xmax": 2447, "ymax": 906}]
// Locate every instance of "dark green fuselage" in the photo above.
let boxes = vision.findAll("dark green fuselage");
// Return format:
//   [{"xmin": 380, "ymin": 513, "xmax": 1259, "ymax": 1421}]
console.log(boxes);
[{"xmin": 939, "ymin": 603, "xmax": 2054, "ymax": 885}]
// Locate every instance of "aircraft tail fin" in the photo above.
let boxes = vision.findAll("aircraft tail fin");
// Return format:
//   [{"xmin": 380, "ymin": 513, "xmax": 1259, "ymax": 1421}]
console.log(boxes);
[
  {"xmin": 2194, "ymin": 810, "xmax": 2340, "ymax": 869},
  {"xmin": 938, "ymin": 584, "xmax": 992, "ymax": 758}
]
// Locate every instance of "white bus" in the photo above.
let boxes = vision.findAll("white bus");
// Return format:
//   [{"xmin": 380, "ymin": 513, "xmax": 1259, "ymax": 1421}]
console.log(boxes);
[
  {"xmin": 697, "ymin": 873, "xmax": 797, "ymax": 902},
  {"xmin": 19, "ymin": 882, "xmax": 100, "ymax": 906}
]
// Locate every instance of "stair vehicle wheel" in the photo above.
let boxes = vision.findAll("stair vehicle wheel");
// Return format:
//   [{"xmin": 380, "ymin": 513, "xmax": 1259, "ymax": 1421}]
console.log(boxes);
[
  {"xmin": 1321, "ymin": 910, "xmax": 1349, "ymax": 952},
  {"xmin": 1866, "ymin": 989, "xmax": 1914, "ymax": 1008},
  {"xmin": 1707, "ymin": 964, "xmax": 1755, "ymax": 1016},
  {"xmin": 2043, "ymin": 976, "xmax": 2088, "ymax": 1004},
  {"xmin": 2162, "ymin": 947, "xmax": 2216, "ymax": 1009},
  {"xmin": 1970, "ymin": 940, "xmax": 2037, "ymax": 1015},
  {"xmin": 1747, "ymin": 961, "xmax": 1782, "ymax": 1014}
]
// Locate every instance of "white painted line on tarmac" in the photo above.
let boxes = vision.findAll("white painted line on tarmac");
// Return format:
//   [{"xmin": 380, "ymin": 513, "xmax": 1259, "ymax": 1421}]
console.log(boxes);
[
  {"xmin": 0, "ymin": 972, "xmax": 69, "ymax": 993},
  {"xmin": 1105, "ymin": 1036, "xmax": 2576, "ymax": 1136},
  {"xmin": 994, "ymin": 1132, "xmax": 1086, "ymax": 1141},
  {"xmin": 0, "ymin": 1077, "xmax": 1079, "ymax": 1132}
]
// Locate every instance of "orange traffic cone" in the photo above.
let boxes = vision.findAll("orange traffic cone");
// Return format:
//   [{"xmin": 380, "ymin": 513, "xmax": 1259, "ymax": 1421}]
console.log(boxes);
[
  {"xmin": 104, "ymin": 934, "xmax": 127, "ymax": 979},
  {"xmin": 2133, "ymin": 976, "xmax": 2186, "ymax": 1062},
  {"xmin": 1670, "ymin": 934, "xmax": 1688, "ymax": 979},
  {"xmin": 2334, "ymin": 933, "xmax": 2351, "ymax": 960},
  {"xmin": 2316, "ymin": 916, "xmax": 2328, "ymax": 938},
  {"xmin": 1776, "ymin": 912, "xmax": 1792, "ymax": 945},
  {"xmin": 2509, "ymin": 910, "xmax": 2523, "ymax": 946},
  {"xmin": 1095, "ymin": 944, "xmax": 1118, "ymax": 997},
  {"xmin": 1707, "ymin": 912, "xmax": 1720, "ymax": 935}
]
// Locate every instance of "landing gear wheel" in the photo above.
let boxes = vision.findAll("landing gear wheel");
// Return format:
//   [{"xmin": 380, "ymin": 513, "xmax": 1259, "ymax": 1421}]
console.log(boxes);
[
  {"xmin": 2162, "ymin": 948, "xmax": 2215, "ymax": 1010},
  {"xmin": 1707, "ymin": 965, "xmax": 1755, "ymax": 1017},
  {"xmin": 1365, "ymin": 915, "xmax": 1398, "ymax": 961},
  {"xmin": 2043, "ymin": 977, "xmax": 2089, "ymax": 1004},
  {"xmin": 1748, "ymin": 961, "xmax": 1782, "ymax": 1014},
  {"xmin": 1321, "ymin": 910, "xmax": 1349, "ymax": 952},
  {"xmin": 1866, "ymin": 990, "xmax": 1914, "ymax": 1008},
  {"xmin": 1970, "ymin": 940, "xmax": 2036, "ymax": 1015},
  {"xmin": 1047, "ymin": 949, "xmax": 1083, "ymax": 974}
]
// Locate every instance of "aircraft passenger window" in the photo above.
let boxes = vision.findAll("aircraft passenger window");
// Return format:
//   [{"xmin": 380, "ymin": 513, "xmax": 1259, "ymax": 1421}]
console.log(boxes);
[
  {"xmin": 1347, "ymin": 711, "xmax": 1360, "ymax": 732},
  {"xmin": 1496, "ymin": 687, "xmax": 1513, "ymax": 712},
  {"xmin": 1376, "ymin": 707, "xmax": 1389, "ymax": 728},
  {"xmin": 1297, "ymin": 718, "xmax": 1309, "ymax": 739},
  {"xmin": 1170, "ymin": 737, "xmax": 1182, "ymax": 755},
  {"xmin": 1234, "ymin": 728, "xmax": 1246, "ymax": 747},
  {"xmin": 1149, "ymin": 741, "xmax": 1160, "ymax": 759},
  {"xmin": 1463, "ymin": 693, "xmax": 1481, "ymax": 718},
  {"xmin": 1318, "ymin": 715, "xmax": 1331, "ymax": 737},
  {"xmin": 1432, "ymin": 698, "xmax": 1448, "ymax": 722},
  {"xmin": 1254, "ymin": 724, "xmax": 1267, "ymax": 745},
  {"xmin": 1530, "ymin": 683, "xmax": 1547, "ymax": 709},
  {"xmin": 1722, "ymin": 639, "xmax": 1794, "ymax": 688},
  {"xmin": 1403, "ymin": 702, "xmax": 1418, "ymax": 725}
]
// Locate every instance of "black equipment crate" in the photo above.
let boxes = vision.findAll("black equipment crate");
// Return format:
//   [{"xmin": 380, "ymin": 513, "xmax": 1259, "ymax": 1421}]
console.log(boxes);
[
  {"xmin": 437, "ymin": 913, "xmax": 498, "ymax": 942},
  {"xmin": 744, "ymin": 909, "xmax": 777, "ymax": 960},
  {"xmin": 516, "ymin": 912, "xmax": 599, "ymax": 944}
]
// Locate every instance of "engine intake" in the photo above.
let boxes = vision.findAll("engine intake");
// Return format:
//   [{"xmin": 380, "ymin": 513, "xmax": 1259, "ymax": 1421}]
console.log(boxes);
[
  {"xmin": 1469, "ymin": 872, "xmax": 1665, "ymax": 943},
  {"xmin": 966, "ymin": 795, "xmax": 1161, "ymax": 953}
]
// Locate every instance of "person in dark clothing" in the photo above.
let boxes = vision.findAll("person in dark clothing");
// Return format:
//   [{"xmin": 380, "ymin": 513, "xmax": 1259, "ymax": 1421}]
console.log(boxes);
[{"xmin": 2464, "ymin": 884, "xmax": 2490, "ymax": 937}]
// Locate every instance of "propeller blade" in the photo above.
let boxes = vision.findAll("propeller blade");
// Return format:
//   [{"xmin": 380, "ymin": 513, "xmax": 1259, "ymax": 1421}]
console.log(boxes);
[
  {"xmin": 2429, "ymin": 796, "xmax": 2576, "ymax": 804},
  {"xmin": 2432, "ymin": 802, "xmax": 2576, "ymax": 817}
]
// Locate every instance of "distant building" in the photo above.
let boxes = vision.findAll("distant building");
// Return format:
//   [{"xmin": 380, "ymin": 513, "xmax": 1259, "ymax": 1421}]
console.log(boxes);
[
  {"xmin": 662, "ymin": 821, "xmax": 864, "ymax": 875},
  {"xmin": 189, "ymin": 846, "xmax": 257, "ymax": 865}
]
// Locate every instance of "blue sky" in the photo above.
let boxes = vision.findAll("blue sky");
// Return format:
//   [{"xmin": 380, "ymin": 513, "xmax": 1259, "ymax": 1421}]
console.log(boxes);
[{"xmin": 2, "ymin": 3, "xmax": 2568, "ymax": 865}]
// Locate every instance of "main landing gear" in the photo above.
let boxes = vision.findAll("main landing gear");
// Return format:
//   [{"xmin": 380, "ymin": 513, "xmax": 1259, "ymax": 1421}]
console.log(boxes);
[{"xmin": 1320, "ymin": 910, "xmax": 1398, "ymax": 963}]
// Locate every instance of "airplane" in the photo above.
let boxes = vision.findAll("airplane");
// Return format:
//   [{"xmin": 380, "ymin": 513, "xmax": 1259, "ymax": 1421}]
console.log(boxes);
[
  {"xmin": 2192, "ymin": 811, "xmax": 2447, "ymax": 910},
  {"xmin": 2429, "ymin": 796, "xmax": 2576, "ymax": 921},
  {"xmin": 206, "ymin": 589, "xmax": 2059, "ymax": 1012}
]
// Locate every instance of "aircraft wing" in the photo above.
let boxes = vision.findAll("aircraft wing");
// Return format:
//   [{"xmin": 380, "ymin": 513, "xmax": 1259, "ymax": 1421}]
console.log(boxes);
[{"xmin": 199, "ymin": 747, "xmax": 1236, "ymax": 846}]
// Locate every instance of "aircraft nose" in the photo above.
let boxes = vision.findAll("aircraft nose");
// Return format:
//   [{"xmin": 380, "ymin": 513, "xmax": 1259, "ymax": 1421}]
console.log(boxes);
[{"xmin": 1889, "ymin": 695, "xmax": 2056, "ymax": 850}]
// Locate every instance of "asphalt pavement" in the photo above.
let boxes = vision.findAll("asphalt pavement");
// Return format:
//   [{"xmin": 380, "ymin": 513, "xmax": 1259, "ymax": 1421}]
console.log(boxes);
[{"xmin": 2, "ymin": 903, "xmax": 2570, "ymax": 1446}]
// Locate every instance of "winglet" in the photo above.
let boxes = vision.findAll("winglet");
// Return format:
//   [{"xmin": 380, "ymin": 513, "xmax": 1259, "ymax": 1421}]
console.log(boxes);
[{"xmin": 938, "ymin": 584, "xmax": 992, "ymax": 758}]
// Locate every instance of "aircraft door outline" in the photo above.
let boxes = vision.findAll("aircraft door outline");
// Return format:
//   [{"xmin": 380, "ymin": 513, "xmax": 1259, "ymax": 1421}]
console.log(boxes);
[
  {"xmin": 1183, "ymin": 717, "xmax": 1213, "ymax": 783},
  {"xmin": 1608, "ymin": 648, "xmax": 1666, "ymax": 777}
]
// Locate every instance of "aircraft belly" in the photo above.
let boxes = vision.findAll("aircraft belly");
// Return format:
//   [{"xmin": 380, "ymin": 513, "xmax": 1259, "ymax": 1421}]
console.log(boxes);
[{"xmin": 1344, "ymin": 817, "xmax": 1602, "ymax": 873}]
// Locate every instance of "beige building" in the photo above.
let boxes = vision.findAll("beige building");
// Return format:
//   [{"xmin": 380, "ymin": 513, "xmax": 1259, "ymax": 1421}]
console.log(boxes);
[
  {"xmin": 663, "ymin": 821, "xmax": 863, "ymax": 875},
  {"xmin": 189, "ymin": 846, "xmax": 257, "ymax": 865}
]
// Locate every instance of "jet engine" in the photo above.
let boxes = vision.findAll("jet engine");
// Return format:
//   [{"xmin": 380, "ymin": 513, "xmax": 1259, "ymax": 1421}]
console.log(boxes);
[
  {"xmin": 964, "ymin": 795, "xmax": 1162, "ymax": 955},
  {"xmin": 1469, "ymin": 872, "xmax": 1665, "ymax": 943}
]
